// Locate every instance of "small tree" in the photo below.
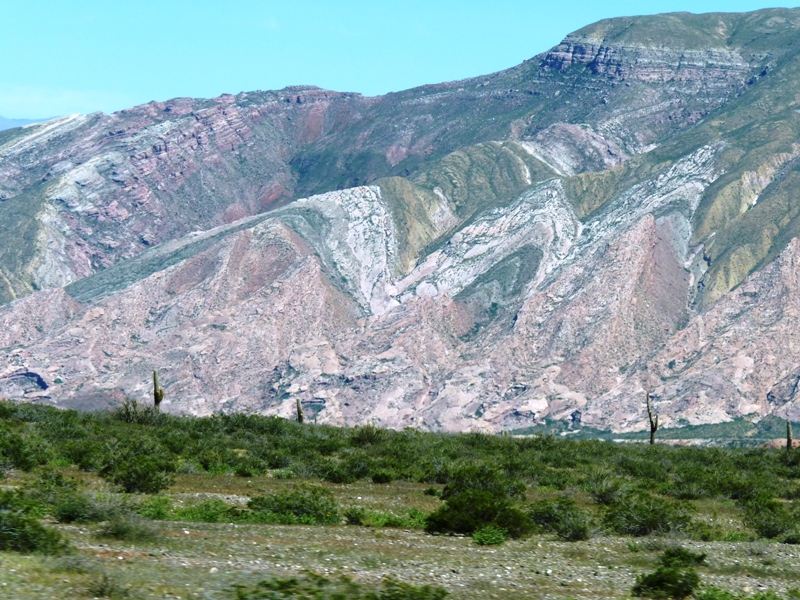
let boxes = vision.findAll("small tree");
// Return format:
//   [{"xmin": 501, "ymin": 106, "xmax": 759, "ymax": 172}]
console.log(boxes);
[
  {"xmin": 152, "ymin": 371, "xmax": 164, "ymax": 410},
  {"xmin": 646, "ymin": 391, "xmax": 659, "ymax": 445}
]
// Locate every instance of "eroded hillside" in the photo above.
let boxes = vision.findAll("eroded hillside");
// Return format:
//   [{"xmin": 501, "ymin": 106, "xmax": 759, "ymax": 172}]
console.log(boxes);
[{"xmin": 4, "ymin": 9, "xmax": 800, "ymax": 432}]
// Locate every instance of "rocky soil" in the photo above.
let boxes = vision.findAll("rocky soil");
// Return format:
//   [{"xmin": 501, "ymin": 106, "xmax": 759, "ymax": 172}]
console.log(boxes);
[{"xmin": 3, "ymin": 474, "xmax": 800, "ymax": 599}]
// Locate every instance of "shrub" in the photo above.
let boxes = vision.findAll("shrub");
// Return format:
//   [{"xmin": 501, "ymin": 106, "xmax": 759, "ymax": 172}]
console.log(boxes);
[
  {"xmin": 137, "ymin": 496, "xmax": 172, "ymax": 520},
  {"xmin": 425, "ymin": 490, "xmax": 533, "ymax": 538},
  {"xmin": 632, "ymin": 566, "xmax": 700, "ymax": 599},
  {"xmin": 631, "ymin": 547, "xmax": 706, "ymax": 599},
  {"xmin": 234, "ymin": 458, "xmax": 266, "ymax": 478},
  {"xmin": 604, "ymin": 492, "xmax": 694, "ymax": 536},
  {"xmin": 0, "ymin": 431, "xmax": 50, "ymax": 471},
  {"xmin": 247, "ymin": 487, "xmax": 340, "ymax": 525},
  {"xmin": 320, "ymin": 462, "xmax": 358, "ymax": 484},
  {"xmin": 587, "ymin": 476, "xmax": 627, "ymax": 505},
  {"xmin": 351, "ymin": 424, "xmax": 386, "ymax": 447},
  {"xmin": 378, "ymin": 577, "xmax": 449, "ymax": 599},
  {"xmin": 528, "ymin": 498, "xmax": 592, "ymax": 541},
  {"xmin": 176, "ymin": 499, "xmax": 245, "ymax": 523},
  {"xmin": 423, "ymin": 486, "xmax": 441, "ymax": 497},
  {"xmin": 100, "ymin": 454, "xmax": 175, "ymax": 494},
  {"xmin": 86, "ymin": 571, "xmax": 130, "ymax": 599},
  {"xmin": 440, "ymin": 464, "xmax": 525, "ymax": 501},
  {"xmin": 62, "ymin": 439, "xmax": 104, "ymax": 471},
  {"xmin": 660, "ymin": 546, "xmax": 706, "ymax": 568},
  {"xmin": 95, "ymin": 515, "xmax": 159, "ymax": 543},
  {"xmin": 372, "ymin": 470, "xmax": 395, "ymax": 484},
  {"xmin": 472, "ymin": 525, "xmax": 507, "ymax": 546},
  {"xmin": 22, "ymin": 469, "xmax": 107, "ymax": 524},
  {"xmin": 232, "ymin": 574, "xmax": 447, "ymax": 599},
  {"xmin": 113, "ymin": 399, "xmax": 162, "ymax": 426},
  {"xmin": 344, "ymin": 507, "xmax": 367, "ymax": 525},
  {"xmin": 741, "ymin": 495, "xmax": 796, "ymax": 539},
  {"xmin": 0, "ymin": 508, "xmax": 68, "ymax": 554}
]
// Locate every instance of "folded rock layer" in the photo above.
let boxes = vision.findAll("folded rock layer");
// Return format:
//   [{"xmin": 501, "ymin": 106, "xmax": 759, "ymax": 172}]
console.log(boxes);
[{"xmin": 4, "ymin": 9, "xmax": 800, "ymax": 432}]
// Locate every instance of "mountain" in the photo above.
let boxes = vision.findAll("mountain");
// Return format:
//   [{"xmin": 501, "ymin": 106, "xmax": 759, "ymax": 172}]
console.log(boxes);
[
  {"xmin": 0, "ymin": 116, "xmax": 47, "ymax": 131},
  {"xmin": 3, "ymin": 9, "xmax": 800, "ymax": 433}
]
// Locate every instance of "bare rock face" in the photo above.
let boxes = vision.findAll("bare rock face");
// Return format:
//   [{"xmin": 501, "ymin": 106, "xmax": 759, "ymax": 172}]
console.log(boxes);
[{"xmin": 5, "ymin": 9, "xmax": 800, "ymax": 433}]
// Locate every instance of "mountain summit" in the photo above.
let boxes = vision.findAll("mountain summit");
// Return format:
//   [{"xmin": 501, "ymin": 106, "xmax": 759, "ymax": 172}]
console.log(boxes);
[{"xmin": 3, "ymin": 9, "xmax": 800, "ymax": 433}]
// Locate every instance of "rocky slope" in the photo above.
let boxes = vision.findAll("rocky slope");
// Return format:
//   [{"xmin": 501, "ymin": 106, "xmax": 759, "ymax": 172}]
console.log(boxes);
[{"xmin": 3, "ymin": 9, "xmax": 800, "ymax": 432}]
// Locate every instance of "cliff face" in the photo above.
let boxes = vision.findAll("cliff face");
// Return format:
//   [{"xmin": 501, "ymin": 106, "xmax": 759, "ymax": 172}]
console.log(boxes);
[{"xmin": 4, "ymin": 9, "xmax": 800, "ymax": 432}]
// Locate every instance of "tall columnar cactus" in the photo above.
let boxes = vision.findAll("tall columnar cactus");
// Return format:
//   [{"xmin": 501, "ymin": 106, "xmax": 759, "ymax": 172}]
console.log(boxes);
[
  {"xmin": 788, "ymin": 421, "xmax": 793, "ymax": 452},
  {"xmin": 646, "ymin": 391, "xmax": 659, "ymax": 445},
  {"xmin": 296, "ymin": 398, "xmax": 304, "ymax": 424},
  {"xmin": 153, "ymin": 370, "xmax": 164, "ymax": 410}
]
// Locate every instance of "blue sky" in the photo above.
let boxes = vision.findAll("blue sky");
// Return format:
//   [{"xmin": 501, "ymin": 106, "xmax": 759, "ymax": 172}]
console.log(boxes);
[{"xmin": 1, "ymin": 1, "xmax": 798, "ymax": 118}]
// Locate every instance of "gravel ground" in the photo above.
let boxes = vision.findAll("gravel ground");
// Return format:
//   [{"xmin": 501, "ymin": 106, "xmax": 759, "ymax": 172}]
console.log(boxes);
[
  {"xmin": 3, "ymin": 523, "xmax": 800, "ymax": 599},
  {"xmin": 2, "ymin": 475, "xmax": 800, "ymax": 599}
]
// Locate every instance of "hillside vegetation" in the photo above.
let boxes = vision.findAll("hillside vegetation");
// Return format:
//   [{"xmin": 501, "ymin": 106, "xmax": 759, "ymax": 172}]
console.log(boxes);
[{"xmin": 2, "ymin": 400, "xmax": 800, "ymax": 598}]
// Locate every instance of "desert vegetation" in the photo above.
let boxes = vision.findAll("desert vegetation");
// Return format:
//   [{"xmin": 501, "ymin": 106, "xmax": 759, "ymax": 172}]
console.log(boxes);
[{"xmin": 1, "ymin": 399, "xmax": 800, "ymax": 597}]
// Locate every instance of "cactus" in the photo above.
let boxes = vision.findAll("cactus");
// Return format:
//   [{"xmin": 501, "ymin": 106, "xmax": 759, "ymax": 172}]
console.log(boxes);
[
  {"xmin": 788, "ymin": 421, "xmax": 793, "ymax": 451},
  {"xmin": 646, "ymin": 391, "xmax": 659, "ymax": 445},
  {"xmin": 296, "ymin": 398, "xmax": 304, "ymax": 424},
  {"xmin": 153, "ymin": 370, "xmax": 164, "ymax": 410}
]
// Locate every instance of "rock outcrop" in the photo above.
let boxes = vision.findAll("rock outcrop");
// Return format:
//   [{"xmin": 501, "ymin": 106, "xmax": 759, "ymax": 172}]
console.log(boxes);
[{"xmin": 4, "ymin": 9, "xmax": 800, "ymax": 433}]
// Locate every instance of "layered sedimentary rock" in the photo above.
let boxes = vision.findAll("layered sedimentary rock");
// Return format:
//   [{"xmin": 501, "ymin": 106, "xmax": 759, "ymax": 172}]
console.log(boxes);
[{"xmin": 4, "ymin": 9, "xmax": 800, "ymax": 432}]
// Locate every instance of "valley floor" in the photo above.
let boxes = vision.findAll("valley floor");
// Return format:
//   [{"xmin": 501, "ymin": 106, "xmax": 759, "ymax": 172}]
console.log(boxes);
[{"xmin": 3, "ymin": 474, "xmax": 800, "ymax": 600}]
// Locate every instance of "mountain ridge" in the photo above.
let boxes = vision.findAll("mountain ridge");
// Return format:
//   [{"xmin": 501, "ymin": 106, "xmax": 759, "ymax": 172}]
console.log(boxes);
[{"xmin": 3, "ymin": 9, "xmax": 800, "ymax": 433}]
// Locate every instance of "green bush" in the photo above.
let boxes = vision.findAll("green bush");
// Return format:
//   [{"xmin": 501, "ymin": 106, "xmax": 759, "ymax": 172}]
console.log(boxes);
[
  {"xmin": 113, "ymin": 399, "xmax": 163, "ymax": 426},
  {"xmin": 232, "ymin": 573, "xmax": 447, "ymax": 599},
  {"xmin": 86, "ymin": 571, "xmax": 130, "ymax": 599},
  {"xmin": 234, "ymin": 458, "xmax": 266, "ymax": 478},
  {"xmin": 61, "ymin": 439, "xmax": 104, "ymax": 471},
  {"xmin": 631, "ymin": 566, "xmax": 700, "ymax": 599},
  {"xmin": 586, "ymin": 475, "xmax": 627, "ymax": 505},
  {"xmin": 0, "ymin": 508, "xmax": 68, "ymax": 554},
  {"xmin": 631, "ymin": 547, "xmax": 706, "ymax": 599},
  {"xmin": 95, "ymin": 515, "xmax": 159, "ymax": 543},
  {"xmin": 351, "ymin": 424, "xmax": 386, "ymax": 447},
  {"xmin": 320, "ymin": 462, "xmax": 358, "ymax": 484},
  {"xmin": 0, "ymin": 431, "xmax": 50, "ymax": 471},
  {"xmin": 5, "ymin": 399, "xmax": 800, "ymax": 533},
  {"xmin": 472, "ymin": 524, "xmax": 507, "ymax": 545},
  {"xmin": 136, "ymin": 496, "xmax": 172, "ymax": 520},
  {"xmin": 344, "ymin": 506, "xmax": 367, "ymax": 525},
  {"xmin": 22, "ymin": 470, "xmax": 103, "ymax": 523},
  {"xmin": 440, "ymin": 464, "xmax": 525, "ymax": 501},
  {"xmin": 604, "ymin": 492, "xmax": 694, "ymax": 536},
  {"xmin": 247, "ymin": 487, "xmax": 340, "ymax": 525},
  {"xmin": 660, "ymin": 546, "xmax": 706, "ymax": 568},
  {"xmin": 100, "ymin": 454, "xmax": 175, "ymax": 494},
  {"xmin": 372, "ymin": 470, "xmax": 395, "ymax": 484},
  {"xmin": 176, "ymin": 499, "xmax": 246, "ymax": 523},
  {"xmin": 425, "ymin": 490, "xmax": 533, "ymax": 538},
  {"xmin": 741, "ymin": 495, "xmax": 796, "ymax": 539},
  {"xmin": 423, "ymin": 486, "xmax": 441, "ymax": 497},
  {"xmin": 528, "ymin": 498, "xmax": 592, "ymax": 541}
]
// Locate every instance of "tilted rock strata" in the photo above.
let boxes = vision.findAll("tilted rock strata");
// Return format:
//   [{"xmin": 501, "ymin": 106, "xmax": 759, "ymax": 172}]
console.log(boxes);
[{"xmin": 5, "ymin": 10, "xmax": 800, "ymax": 432}]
